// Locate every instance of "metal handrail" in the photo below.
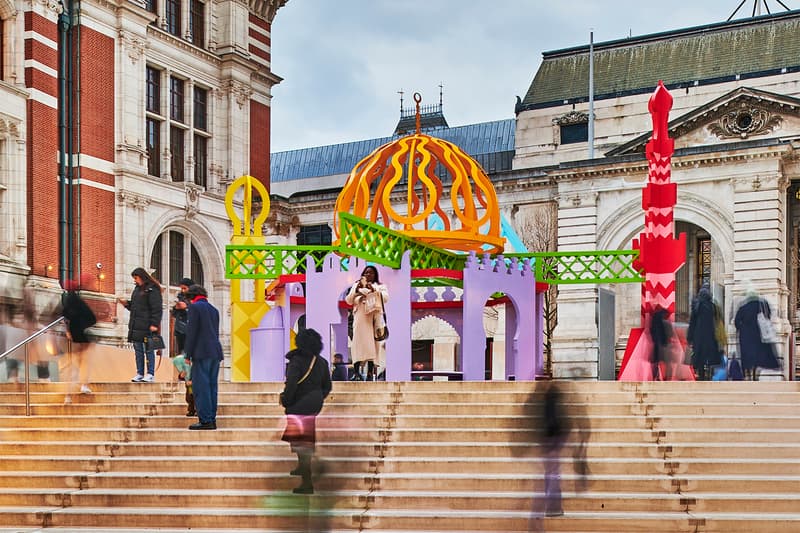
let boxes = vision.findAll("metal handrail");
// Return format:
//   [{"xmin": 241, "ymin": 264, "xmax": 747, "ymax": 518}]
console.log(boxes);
[{"xmin": 0, "ymin": 316, "xmax": 65, "ymax": 416}]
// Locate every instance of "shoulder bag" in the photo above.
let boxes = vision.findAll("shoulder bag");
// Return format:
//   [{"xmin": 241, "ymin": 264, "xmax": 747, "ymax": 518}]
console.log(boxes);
[{"xmin": 374, "ymin": 293, "xmax": 389, "ymax": 342}]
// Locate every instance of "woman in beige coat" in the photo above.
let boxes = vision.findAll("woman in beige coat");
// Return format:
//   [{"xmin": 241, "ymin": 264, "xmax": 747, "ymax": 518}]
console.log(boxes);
[{"xmin": 345, "ymin": 265, "xmax": 389, "ymax": 380}]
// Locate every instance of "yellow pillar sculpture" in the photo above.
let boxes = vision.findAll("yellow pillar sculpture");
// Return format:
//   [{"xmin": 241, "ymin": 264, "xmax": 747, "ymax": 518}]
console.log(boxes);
[{"xmin": 225, "ymin": 175, "xmax": 270, "ymax": 381}]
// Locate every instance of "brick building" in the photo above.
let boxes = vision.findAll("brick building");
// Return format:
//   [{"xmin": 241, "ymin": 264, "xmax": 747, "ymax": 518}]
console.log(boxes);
[{"xmin": 0, "ymin": 0, "xmax": 287, "ymax": 366}]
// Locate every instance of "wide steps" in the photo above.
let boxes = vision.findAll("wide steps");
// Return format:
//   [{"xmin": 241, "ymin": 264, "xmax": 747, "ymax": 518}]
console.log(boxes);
[{"xmin": 0, "ymin": 381, "xmax": 797, "ymax": 532}]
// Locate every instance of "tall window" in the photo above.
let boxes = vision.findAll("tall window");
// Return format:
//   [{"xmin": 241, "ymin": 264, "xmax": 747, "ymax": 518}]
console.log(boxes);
[
  {"xmin": 170, "ymin": 77, "xmax": 184, "ymax": 123},
  {"xmin": 165, "ymin": 0, "xmax": 181, "ymax": 37},
  {"xmin": 150, "ymin": 229, "xmax": 205, "ymax": 289},
  {"xmin": 193, "ymin": 87, "xmax": 207, "ymax": 131},
  {"xmin": 144, "ymin": 0, "xmax": 156, "ymax": 15},
  {"xmin": 146, "ymin": 66, "xmax": 211, "ymax": 186},
  {"xmin": 194, "ymin": 135, "xmax": 207, "ymax": 188},
  {"xmin": 170, "ymin": 126, "xmax": 184, "ymax": 182},
  {"xmin": 146, "ymin": 67, "xmax": 160, "ymax": 114},
  {"xmin": 146, "ymin": 118, "xmax": 161, "ymax": 177},
  {"xmin": 697, "ymin": 237, "xmax": 712, "ymax": 292},
  {"xmin": 189, "ymin": 0, "xmax": 205, "ymax": 48}
]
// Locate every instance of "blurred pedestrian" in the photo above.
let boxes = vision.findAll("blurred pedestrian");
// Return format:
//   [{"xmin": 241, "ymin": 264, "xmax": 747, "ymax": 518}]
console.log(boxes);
[
  {"xmin": 61, "ymin": 276, "xmax": 97, "ymax": 398},
  {"xmin": 687, "ymin": 286, "xmax": 723, "ymax": 380},
  {"xmin": 541, "ymin": 381, "xmax": 569, "ymax": 517},
  {"xmin": 118, "ymin": 267, "xmax": 163, "ymax": 383},
  {"xmin": 280, "ymin": 328, "xmax": 332, "ymax": 494},
  {"xmin": 170, "ymin": 278, "xmax": 193, "ymax": 355},
  {"xmin": 184, "ymin": 285, "xmax": 223, "ymax": 430},
  {"xmin": 345, "ymin": 266, "xmax": 388, "ymax": 381},
  {"xmin": 330, "ymin": 353, "xmax": 348, "ymax": 381},
  {"xmin": 734, "ymin": 288, "xmax": 781, "ymax": 380}
]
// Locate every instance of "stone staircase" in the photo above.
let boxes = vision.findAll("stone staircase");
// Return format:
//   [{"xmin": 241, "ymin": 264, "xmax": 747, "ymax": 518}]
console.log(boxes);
[{"xmin": 0, "ymin": 380, "xmax": 798, "ymax": 532}]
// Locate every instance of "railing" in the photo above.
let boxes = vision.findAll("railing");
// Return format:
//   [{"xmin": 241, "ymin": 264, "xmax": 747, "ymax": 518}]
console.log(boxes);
[{"xmin": 0, "ymin": 317, "xmax": 66, "ymax": 416}]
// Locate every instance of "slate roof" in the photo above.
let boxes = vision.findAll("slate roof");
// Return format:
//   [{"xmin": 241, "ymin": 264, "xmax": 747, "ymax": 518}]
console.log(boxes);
[
  {"xmin": 270, "ymin": 118, "xmax": 516, "ymax": 183},
  {"xmin": 520, "ymin": 10, "xmax": 800, "ymax": 111}
]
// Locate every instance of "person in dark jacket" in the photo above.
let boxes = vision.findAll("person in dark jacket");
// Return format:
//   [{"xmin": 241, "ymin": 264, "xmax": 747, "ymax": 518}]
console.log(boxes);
[
  {"xmin": 184, "ymin": 285, "xmax": 224, "ymax": 430},
  {"xmin": 118, "ymin": 267, "xmax": 163, "ymax": 383},
  {"xmin": 331, "ymin": 353, "xmax": 349, "ymax": 381},
  {"xmin": 734, "ymin": 289, "xmax": 781, "ymax": 380},
  {"xmin": 170, "ymin": 278, "xmax": 193, "ymax": 355},
  {"xmin": 280, "ymin": 327, "xmax": 332, "ymax": 494},
  {"xmin": 62, "ymin": 275, "xmax": 97, "ymax": 396},
  {"xmin": 687, "ymin": 287, "xmax": 723, "ymax": 380}
]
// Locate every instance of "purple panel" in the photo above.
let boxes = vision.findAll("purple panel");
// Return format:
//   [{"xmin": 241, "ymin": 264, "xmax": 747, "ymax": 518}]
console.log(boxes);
[{"xmin": 250, "ymin": 306, "xmax": 287, "ymax": 381}]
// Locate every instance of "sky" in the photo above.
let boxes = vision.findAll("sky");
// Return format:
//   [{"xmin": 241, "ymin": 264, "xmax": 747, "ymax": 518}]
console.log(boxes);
[{"xmin": 269, "ymin": 0, "xmax": 795, "ymax": 153}]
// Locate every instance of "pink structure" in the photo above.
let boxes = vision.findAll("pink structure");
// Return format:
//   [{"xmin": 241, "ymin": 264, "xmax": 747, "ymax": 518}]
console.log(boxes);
[{"xmin": 619, "ymin": 82, "xmax": 692, "ymax": 381}]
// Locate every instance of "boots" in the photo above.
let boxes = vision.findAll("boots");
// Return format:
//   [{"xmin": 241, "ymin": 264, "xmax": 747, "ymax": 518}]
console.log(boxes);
[{"xmin": 292, "ymin": 451, "xmax": 314, "ymax": 494}]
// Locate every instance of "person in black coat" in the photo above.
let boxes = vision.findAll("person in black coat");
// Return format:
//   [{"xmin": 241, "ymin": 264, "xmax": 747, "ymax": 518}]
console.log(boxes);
[
  {"xmin": 118, "ymin": 267, "xmax": 163, "ymax": 383},
  {"xmin": 687, "ymin": 287, "xmax": 723, "ymax": 380},
  {"xmin": 170, "ymin": 278, "xmax": 193, "ymax": 355},
  {"xmin": 280, "ymin": 328, "xmax": 332, "ymax": 494},
  {"xmin": 184, "ymin": 285, "xmax": 224, "ymax": 430},
  {"xmin": 734, "ymin": 291, "xmax": 781, "ymax": 380},
  {"xmin": 62, "ymin": 276, "xmax": 97, "ymax": 395}
]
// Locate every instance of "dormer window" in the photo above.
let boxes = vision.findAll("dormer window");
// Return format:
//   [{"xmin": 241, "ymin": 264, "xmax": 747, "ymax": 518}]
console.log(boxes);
[{"xmin": 554, "ymin": 111, "xmax": 589, "ymax": 145}]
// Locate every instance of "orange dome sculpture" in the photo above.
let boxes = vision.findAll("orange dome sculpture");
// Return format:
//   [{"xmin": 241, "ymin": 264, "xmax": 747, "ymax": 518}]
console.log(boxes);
[{"xmin": 334, "ymin": 94, "xmax": 503, "ymax": 253}]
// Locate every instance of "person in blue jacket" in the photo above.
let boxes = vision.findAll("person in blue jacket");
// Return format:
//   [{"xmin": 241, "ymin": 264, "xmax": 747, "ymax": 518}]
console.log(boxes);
[{"xmin": 184, "ymin": 285, "xmax": 224, "ymax": 430}]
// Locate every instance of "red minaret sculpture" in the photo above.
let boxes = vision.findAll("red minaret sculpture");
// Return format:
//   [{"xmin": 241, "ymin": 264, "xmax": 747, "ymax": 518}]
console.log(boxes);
[{"xmin": 618, "ymin": 82, "xmax": 689, "ymax": 380}]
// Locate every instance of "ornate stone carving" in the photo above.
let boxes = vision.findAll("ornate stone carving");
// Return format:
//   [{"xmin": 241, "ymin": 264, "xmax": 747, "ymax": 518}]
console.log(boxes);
[
  {"xmin": 27, "ymin": 0, "xmax": 62, "ymax": 16},
  {"xmin": 249, "ymin": 0, "xmax": 287, "ymax": 22},
  {"xmin": 553, "ymin": 111, "xmax": 589, "ymax": 126},
  {"xmin": 119, "ymin": 30, "xmax": 147, "ymax": 64},
  {"xmin": 0, "ymin": 117, "xmax": 22, "ymax": 139},
  {"xmin": 184, "ymin": 183, "xmax": 203, "ymax": 220},
  {"xmin": 708, "ymin": 104, "xmax": 783, "ymax": 139},
  {"xmin": 118, "ymin": 191, "xmax": 151, "ymax": 210},
  {"xmin": 221, "ymin": 80, "xmax": 252, "ymax": 109}
]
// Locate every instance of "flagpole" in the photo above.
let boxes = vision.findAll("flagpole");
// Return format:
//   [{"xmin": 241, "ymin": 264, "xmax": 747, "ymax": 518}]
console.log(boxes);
[{"xmin": 588, "ymin": 29, "xmax": 595, "ymax": 159}]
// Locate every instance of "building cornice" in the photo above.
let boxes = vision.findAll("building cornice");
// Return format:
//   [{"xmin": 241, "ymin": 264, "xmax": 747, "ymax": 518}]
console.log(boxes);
[{"xmin": 146, "ymin": 25, "xmax": 222, "ymax": 67}]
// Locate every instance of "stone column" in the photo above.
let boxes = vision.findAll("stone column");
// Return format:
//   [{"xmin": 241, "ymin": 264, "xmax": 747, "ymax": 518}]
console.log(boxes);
[
  {"xmin": 732, "ymin": 170, "xmax": 790, "ymax": 379},
  {"xmin": 551, "ymin": 190, "xmax": 599, "ymax": 379}
]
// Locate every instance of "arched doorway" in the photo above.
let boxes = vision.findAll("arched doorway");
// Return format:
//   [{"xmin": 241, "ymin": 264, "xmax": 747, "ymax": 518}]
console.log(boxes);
[{"xmin": 674, "ymin": 221, "xmax": 726, "ymax": 323}]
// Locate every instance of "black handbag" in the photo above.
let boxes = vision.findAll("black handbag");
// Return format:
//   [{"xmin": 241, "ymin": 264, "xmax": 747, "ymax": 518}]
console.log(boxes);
[
  {"xmin": 144, "ymin": 332, "xmax": 166, "ymax": 351},
  {"xmin": 374, "ymin": 293, "xmax": 389, "ymax": 342}
]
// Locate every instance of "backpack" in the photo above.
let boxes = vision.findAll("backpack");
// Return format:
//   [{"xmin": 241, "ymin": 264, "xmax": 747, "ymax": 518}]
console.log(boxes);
[{"xmin": 727, "ymin": 357, "xmax": 744, "ymax": 381}]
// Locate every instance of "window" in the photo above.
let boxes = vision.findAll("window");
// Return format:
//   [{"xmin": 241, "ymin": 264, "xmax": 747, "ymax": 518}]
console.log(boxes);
[
  {"xmin": 193, "ymin": 87, "xmax": 207, "ymax": 131},
  {"xmin": 189, "ymin": 0, "xmax": 205, "ymax": 48},
  {"xmin": 146, "ymin": 67, "xmax": 161, "ymax": 114},
  {"xmin": 150, "ymin": 229, "xmax": 205, "ymax": 290},
  {"xmin": 144, "ymin": 0, "xmax": 156, "ymax": 15},
  {"xmin": 190, "ymin": 244, "xmax": 204, "ymax": 286},
  {"xmin": 697, "ymin": 237, "xmax": 712, "ymax": 293},
  {"xmin": 170, "ymin": 77, "xmax": 184, "ymax": 123},
  {"xmin": 146, "ymin": 118, "xmax": 161, "ymax": 177},
  {"xmin": 170, "ymin": 126, "xmax": 184, "ymax": 182},
  {"xmin": 146, "ymin": 67, "xmax": 211, "ymax": 186},
  {"xmin": 194, "ymin": 135, "xmax": 207, "ymax": 188},
  {"xmin": 0, "ymin": 20, "xmax": 4, "ymax": 82},
  {"xmin": 165, "ymin": 0, "xmax": 181, "ymax": 37},
  {"xmin": 169, "ymin": 231, "xmax": 184, "ymax": 286},
  {"xmin": 560, "ymin": 123, "xmax": 588, "ymax": 144},
  {"xmin": 149, "ymin": 233, "xmax": 163, "ymax": 282},
  {"xmin": 296, "ymin": 224, "xmax": 332, "ymax": 246}
]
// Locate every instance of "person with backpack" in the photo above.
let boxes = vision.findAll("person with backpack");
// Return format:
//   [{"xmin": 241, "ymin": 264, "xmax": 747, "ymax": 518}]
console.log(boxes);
[{"xmin": 170, "ymin": 278, "xmax": 193, "ymax": 355}]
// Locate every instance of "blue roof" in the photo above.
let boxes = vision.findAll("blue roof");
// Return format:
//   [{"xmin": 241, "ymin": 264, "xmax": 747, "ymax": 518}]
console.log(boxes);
[{"xmin": 270, "ymin": 118, "xmax": 516, "ymax": 183}]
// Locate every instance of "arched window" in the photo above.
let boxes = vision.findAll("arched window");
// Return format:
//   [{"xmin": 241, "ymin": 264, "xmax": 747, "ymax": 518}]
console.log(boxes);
[{"xmin": 149, "ymin": 229, "xmax": 204, "ymax": 288}]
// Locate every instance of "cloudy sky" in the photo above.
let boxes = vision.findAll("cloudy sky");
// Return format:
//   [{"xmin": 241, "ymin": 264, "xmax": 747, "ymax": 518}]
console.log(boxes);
[{"xmin": 269, "ymin": 0, "xmax": 794, "ymax": 153}]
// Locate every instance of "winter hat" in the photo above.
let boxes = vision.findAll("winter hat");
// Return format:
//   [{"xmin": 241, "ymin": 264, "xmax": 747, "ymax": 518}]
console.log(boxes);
[{"xmin": 295, "ymin": 327, "xmax": 323, "ymax": 357}]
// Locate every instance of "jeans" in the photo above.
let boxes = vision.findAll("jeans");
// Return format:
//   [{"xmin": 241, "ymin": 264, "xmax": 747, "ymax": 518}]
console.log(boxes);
[
  {"xmin": 192, "ymin": 357, "xmax": 220, "ymax": 424},
  {"xmin": 133, "ymin": 341, "xmax": 156, "ymax": 376}
]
